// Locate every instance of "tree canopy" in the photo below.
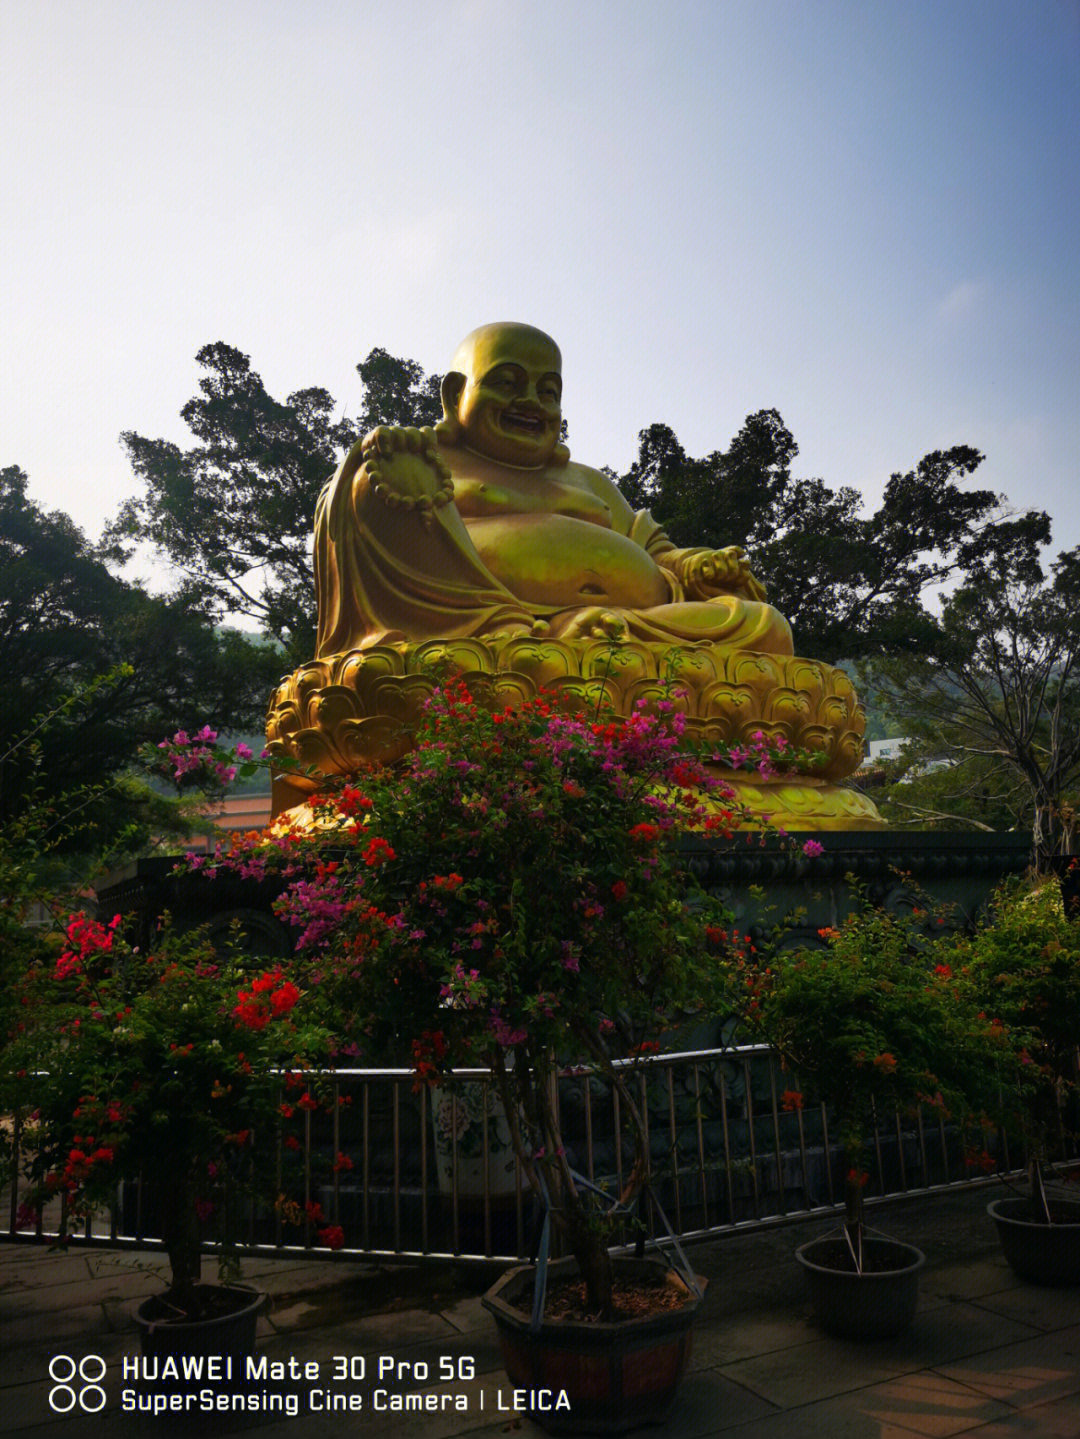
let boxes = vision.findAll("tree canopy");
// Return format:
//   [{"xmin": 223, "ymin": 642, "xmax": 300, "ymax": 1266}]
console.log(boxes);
[
  {"xmin": 615, "ymin": 414, "xmax": 1009, "ymax": 660},
  {"xmin": 859, "ymin": 519, "xmax": 1080, "ymax": 862},
  {"xmin": 110, "ymin": 345, "xmax": 442, "ymax": 662},
  {"xmin": 0, "ymin": 465, "xmax": 281, "ymax": 852}
]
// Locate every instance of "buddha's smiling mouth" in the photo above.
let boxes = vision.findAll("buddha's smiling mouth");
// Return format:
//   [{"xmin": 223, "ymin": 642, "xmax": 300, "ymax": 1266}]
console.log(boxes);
[{"xmin": 501, "ymin": 411, "xmax": 545, "ymax": 435}]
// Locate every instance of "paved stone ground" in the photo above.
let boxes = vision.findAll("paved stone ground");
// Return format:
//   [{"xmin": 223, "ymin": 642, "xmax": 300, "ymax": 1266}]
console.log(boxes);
[{"xmin": 3, "ymin": 1187, "xmax": 1079, "ymax": 1438}]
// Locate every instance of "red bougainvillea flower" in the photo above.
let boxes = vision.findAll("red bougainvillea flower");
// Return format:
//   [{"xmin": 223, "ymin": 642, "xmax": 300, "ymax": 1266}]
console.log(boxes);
[
  {"xmin": 55, "ymin": 912, "xmax": 123, "ymax": 979},
  {"xmin": 270, "ymin": 982, "xmax": 300, "ymax": 1016},
  {"xmin": 362, "ymin": 837, "xmax": 395, "ymax": 867},
  {"xmin": 234, "ymin": 972, "xmax": 301, "ymax": 1030},
  {"xmin": 336, "ymin": 786, "xmax": 373, "ymax": 817}
]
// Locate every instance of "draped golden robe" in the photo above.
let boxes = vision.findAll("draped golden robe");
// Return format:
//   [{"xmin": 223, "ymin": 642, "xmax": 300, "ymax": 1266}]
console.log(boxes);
[{"xmin": 313, "ymin": 442, "xmax": 793, "ymax": 658}]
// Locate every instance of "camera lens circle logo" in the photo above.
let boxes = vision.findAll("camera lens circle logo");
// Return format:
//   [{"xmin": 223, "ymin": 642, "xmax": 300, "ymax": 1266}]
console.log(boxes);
[{"xmin": 48, "ymin": 1355, "xmax": 107, "ymax": 1413}]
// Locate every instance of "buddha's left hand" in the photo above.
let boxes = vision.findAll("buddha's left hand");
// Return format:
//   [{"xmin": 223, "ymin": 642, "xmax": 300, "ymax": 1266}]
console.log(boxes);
[{"xmin": 676, "ymin": 547, "xmax": 768, "ymax": 603}]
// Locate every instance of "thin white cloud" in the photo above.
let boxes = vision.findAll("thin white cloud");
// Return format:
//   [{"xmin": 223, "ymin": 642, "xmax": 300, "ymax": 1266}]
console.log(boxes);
[{"xmin": 937, "ymin": 279, "xmax": 987, "ymax": 323}]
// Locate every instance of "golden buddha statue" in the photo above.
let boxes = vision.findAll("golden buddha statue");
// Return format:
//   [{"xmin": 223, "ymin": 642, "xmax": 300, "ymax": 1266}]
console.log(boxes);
[
  {"xmin": 267, "ymin": 323, "xmax": 883, "ymax": 829},
  {"xmin": 315, "ymin": 324, "xmax": 792, "ymax": 657}
]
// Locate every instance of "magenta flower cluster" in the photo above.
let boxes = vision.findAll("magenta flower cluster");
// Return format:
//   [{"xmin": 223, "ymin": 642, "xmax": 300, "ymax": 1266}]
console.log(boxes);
[{"xmin": 144, "ymin": 725, "xmax": 252, "ymax": 798}]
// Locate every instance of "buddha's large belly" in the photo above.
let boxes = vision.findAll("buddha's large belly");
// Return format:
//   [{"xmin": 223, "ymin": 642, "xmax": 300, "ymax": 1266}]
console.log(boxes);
[{"xmin": 466, "ymin": 514, "xmax": 670, "ymax": 610}]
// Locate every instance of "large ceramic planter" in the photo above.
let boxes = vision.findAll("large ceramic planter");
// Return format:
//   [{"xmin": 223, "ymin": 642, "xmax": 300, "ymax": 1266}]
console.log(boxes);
[
  {"xmin": 988, "ymin": 1196, "xmax": 1080, "ymax": 1285},
  {"xmin": 482, "ymin": 1255, "xmax": 706, "ymax": 1435},
  {"xmin": 431, "ymin": 1083, "xmax": 518, "ymax": 1201},
  {"xmin": 134, "ymin": 1284, "xmax": 266, "ymax": 1378},
  {"xmin": 795, "ymin": 1235, "xmax": 925, "ymax": 1339}
]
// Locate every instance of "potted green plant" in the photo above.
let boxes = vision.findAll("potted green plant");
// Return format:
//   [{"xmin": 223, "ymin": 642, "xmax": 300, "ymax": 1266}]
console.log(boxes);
[
  {"xmin": 945, "ymin": 879, "xmax": 1080, "ymax": 1283},
  {"xmin": 730, "ymin": 900, "xmax": 1014, "ymax": 1337},
  {"xmin": 213, "ymin": 682, "xmax": 771, "ymax": 1431},
  {"xmin": 6, "ymin": 907, "xmax": 327, "ymax": 1359}
]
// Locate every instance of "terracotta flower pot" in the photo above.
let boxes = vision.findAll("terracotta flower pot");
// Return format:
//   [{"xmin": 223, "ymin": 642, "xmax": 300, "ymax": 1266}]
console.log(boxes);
[
  {"xmin": 795, "ymin": 1235, "xmax": 925, "ymax": 1339},
  {"xmin": 988, "ymin": 1196, "xmax": 1080, "ymax": 1285},
  {"xmin": 481, "ymin": 1255, "xmax": 706, "ymax": 1435}
]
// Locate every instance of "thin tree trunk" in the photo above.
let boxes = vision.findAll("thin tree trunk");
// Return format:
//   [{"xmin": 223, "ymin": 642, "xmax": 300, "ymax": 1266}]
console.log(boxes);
[
  {"xmin": 842, "ymin": 1148, "xmax": 866, "ymax": 1273},
  {"xmin": 156, "ymin": 1170, "xmax": 202, "ymax": 1314}
]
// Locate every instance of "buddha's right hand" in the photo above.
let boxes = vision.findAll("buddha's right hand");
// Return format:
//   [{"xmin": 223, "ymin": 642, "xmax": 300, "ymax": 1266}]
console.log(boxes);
[
  {"xmin": 353, "ymin": 426, "xmax": 455, "ymax": 516},
  {"xmin": 676, "ymin": 546, "xmax": 768, "ymax": 603}
]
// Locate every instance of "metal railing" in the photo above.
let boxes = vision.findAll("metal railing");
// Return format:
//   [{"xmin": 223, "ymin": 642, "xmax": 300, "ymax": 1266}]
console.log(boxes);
[{"xmin": 2, "ymin": 1044, "xmax": 1019, "ymax": 1262}]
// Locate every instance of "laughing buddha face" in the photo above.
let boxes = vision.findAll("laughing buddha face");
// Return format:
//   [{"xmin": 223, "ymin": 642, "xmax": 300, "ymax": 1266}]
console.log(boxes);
[{"xmin": 441, "ymin": 323, "xmax": 566, "ymax": 468}]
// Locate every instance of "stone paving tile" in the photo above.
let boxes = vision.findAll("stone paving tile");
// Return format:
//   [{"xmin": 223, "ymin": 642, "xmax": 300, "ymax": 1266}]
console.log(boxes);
[
  {"xmin": 0, "ymin": 1249, "xmax": 96, "ymax": 1290},
  {"xmin": 269, "ymin": 1300, "xmax": 460, "ymax": 1343},
  {"xmin": 858, "ymin": 1302, "xmax": 1040, "ymax": 1372},
  {"xmin": 689, "ymin": 1311, "xmax": 819, "ymax": 1369},
  {"xmin": 964, "ymin": 1282, "xmax": 1080, "ymax": 1333},
  {"xmin": 852, "ymin": 1370, "xmax": 1013, "ymax": 1436},
  {"xmin": 0, "ymin": 1406, "xmax": 115, "ymax": 1439},
  {"xmin": 2, "ymin": 1378, "xmax": 73, "ymax": 1437},
  {"xmin": 934, "ymin": 1324, "xmax": 1080, "ymax": 1410},
  {"xmin": 921, "ymin": 1256, "xmax": 1018, "ymax": 1305},
  {"xmin": 82, "ymin": 1250, "xmax": 172, "ymax": 1282},
  {"xmin": 954, "ymin": 1392, "xmax": 1080, "ymax": 1435},
  {"xmin": 257, "ymin": 1263, "xmax": 388, "ymax": 1303},
  {"xmin": 0, "ymin": 1296, "xmax": 123, "ymax": 1348},
  {"xmin": 101, "ymin": 1297, "xmax": 140, "ymax": 1332},
  {"xmin": 440, "ymin": 1293, "xmax": 493, "ymax": 1335},
  {"xmin": 3, "ymin": 1268, "xmax": 165, "ymax": 1313},
  {"xmin": 263, "ymin": 1284, "xmax": 457, "ymax": 1333},
  {"xmin": 241, "ymin": 1255, "xmax": 381, "ymax": 1282},
  {"xmin": 652, "ymin": 1368, "xmax": 780, "ymax": 1435},
  {"xmin": 718, "ymin": 1336, "xmax": 914, "ymax": 1409},
  {"xmin": 403, "ymin": 1324, "xmax": 505, "ymax": 1375},
  {"xmin": 701, "ymin": 1393, "xmax": 936, "ymax": 1438}
]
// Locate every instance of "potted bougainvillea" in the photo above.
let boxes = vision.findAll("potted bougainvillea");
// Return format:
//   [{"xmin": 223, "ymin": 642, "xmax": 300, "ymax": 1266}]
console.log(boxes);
[
  {"xmin": 209, "ymin": 682, "xmax": 795, "ymax": 1431},
  {"xmin": 938, "ymin": 879, "xmax": 1080, "ymax": 1284},
  {"xmin": 6, "ymin": 908, "xmax": 327, "ymax": 1363},
  {"xmin": 729, "ymin": 900, "xmax": 1015, "ymax": 1337}
]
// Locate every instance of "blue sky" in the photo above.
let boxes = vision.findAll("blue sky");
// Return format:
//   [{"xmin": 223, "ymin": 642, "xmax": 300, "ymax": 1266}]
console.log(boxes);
[{"xmin": 3, "ymin": 0, "xmax": 1077, "ymax": 594}]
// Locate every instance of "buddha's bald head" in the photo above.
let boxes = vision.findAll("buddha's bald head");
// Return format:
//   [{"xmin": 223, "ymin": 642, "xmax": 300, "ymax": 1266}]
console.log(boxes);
[
  {"xmin": 439, "ymin": 322, "xmax": 569, "ymax": 467},
  {"xmin": 450, "ymin": 322, "xmax": 562, "ymax": 379}
]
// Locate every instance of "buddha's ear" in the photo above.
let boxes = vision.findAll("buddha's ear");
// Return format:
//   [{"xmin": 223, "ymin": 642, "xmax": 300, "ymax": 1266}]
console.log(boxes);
[{"xmin": 435, "ymin": 371, "xmax": 466, "ymax": 445}]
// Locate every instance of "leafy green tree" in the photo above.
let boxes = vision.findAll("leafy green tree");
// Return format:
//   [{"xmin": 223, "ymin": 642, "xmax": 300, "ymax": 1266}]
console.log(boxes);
[
  {"xmin": 352, "ymin": 346, "xmax": 442, "ymax": 432},
  {"xmin": 616, "ymin": 410, "xmax": 799, "ymax": 553},
  {"xmin": 0, "ymin": 465, "xmax": 280, "ymax": 850},
  {"xmin": 862, "ymin": 745, "xmax": 1032, "ymax": 835},
  {"xmin": 615, "ymin": 416, "xmax": 1010, "ymax": 661},
  {"xmin": 110, "ymin": 345, "xmax": 441, "ymax": 659},
  {"xmin": 860, "ymin": 521, "xmax": 1080, "ymax": 865}
]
